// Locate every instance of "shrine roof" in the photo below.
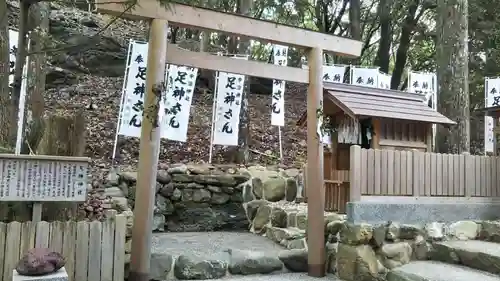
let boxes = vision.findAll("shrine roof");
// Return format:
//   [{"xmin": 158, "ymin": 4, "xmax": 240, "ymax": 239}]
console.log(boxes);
[
  {"xmin": 475, "ymin": 105, "xmax": 500, "ymax": 118},
  {"xmin": 297, "ymin": 83, "xmax": 455, "ymax": 126}
]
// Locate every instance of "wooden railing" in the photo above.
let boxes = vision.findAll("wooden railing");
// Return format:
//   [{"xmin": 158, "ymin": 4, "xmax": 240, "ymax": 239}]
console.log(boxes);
[
  {"xmin": 0, "ymin": 215, "xmax": 127, "ymax": 281},
  {"xmin": 301, "ymin": 166, "xmax": 350, "ymax": 213},
  {"xmin": 349, "ymin": 145, "xmax": 500, "ymax": 199}
]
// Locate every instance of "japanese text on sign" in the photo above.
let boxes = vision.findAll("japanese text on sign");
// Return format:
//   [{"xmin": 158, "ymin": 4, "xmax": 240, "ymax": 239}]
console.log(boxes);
[{"xmin": 271, "ymin": 45, "xmax": 288, "ymax": 127}]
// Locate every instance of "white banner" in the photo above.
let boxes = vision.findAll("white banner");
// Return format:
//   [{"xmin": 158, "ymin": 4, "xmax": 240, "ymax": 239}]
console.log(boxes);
[
  {"xmin": 323, "ymin": 65, "xmax": 346, "ymax": 83},
  {"xmin": 271, "ymin": 45, "xmax": 288, "ymax": 126},
  {"xmin": 485, "ymin": 77, "xmax": 500, "ymax": 153},
  {"xmin": 351, "ymin": 67, "xmax": 379, "ymax": 88},
  {"xmin": 378, "ymin": 72, "xmax": 391, "ymax": 89},
  {"xmin": 9, "ymin": 30, "xmax": 18, "ymax": 86},
  {"xmin": 118, "ymin": 42, "xmax": 149, "ymax": 138},
  {"xmin": 408, "ymin": 71, "xmax": 437, "ymax": 110},
  {"xmin": 161, "ymin": 65, "xmax": 198, "ymax": 142},
  {"xmin": 213, "ymin": 59, "xmax": 246, "ymax": 146}
]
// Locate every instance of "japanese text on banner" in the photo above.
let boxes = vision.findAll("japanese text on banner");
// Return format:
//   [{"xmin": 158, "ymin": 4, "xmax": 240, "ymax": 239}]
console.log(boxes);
[
  {"xmin": 271, "ymin": 45, "xmax": 288, "ymax": 127},
  {"xmin": 9, "ymin": 30, "xmax": 18, "ymax": 86},
  {"xmin": 162, "ymin": 65, "xmax": 198, "ymax": 142},
  {"xmin": 408, "ymin": 72, "xmax": 437, "ymax": 109},
  {"xmin": 351, "ymin": 67, "xmax": 379, "ymax": 88},
  {"xmin": 485, "ymin": 78, "xmax": 500, "ymax": 153},
  {"xmin": 323, "ymin": 65, "xmax": 346, "ymax": 83},
  {"xmin": 118, "ymin": 42, "xmax": 149, "ymax": 138},
  {"xmin": 213, "ymin": 70, "xmax": 245, "ymax": 146}
]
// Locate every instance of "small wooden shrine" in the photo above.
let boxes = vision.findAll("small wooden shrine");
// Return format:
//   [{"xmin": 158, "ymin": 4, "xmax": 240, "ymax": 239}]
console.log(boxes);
[{"xmin": 296, "ymin": 82, "xmax": 455, "ymax": 212}]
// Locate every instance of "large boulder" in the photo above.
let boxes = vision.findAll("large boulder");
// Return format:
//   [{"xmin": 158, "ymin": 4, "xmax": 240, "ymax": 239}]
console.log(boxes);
[
  {"xmin": 16, "ymin": 248, "xmax": 66, "ymax": 276},
  {"xmin": 228, "ymin": 249, "xmax": 283, "ymax": 275},
  {"xmin": 278, "ymin": 249, "xmax": 308, "ymax": 272},
  {"xmin": 262, "ymin": 178, "xmax": 286, "ymax": 201},
  {"xmin": 336, "ymin": 244, "xmax": 383, "ymax": 281},
  {"xmin": 173, "ymin": 255, "xmax": 227, "ymax": 280},
  {"xmin": 150, "ymin": 253, "xmax": 173, "ymax": 280}
]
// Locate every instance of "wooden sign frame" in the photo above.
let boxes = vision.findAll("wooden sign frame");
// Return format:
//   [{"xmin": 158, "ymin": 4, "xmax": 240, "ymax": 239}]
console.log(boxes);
[{"xmin": 95, "ymin": 1, "xmax": 362, "ymax": 279}]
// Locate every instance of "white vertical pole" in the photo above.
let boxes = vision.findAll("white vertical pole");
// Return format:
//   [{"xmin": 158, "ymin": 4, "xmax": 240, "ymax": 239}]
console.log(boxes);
[
  {"xmin": 112, "ymin": 40, "xmax": 133, "ymax": 164},
  {"xmin": 278, "ymin": 126, "xmax": 283, "ymax": 161},
  {"xmin": 485, "ymin": 77, "xmax": 490, "ymax": 153},
  {"xmin": 208, "ymin": 71, "xmax": 220, "ymax": 164},
  {"xmin": 15, "ymin": 38, "xmax": 30, "ymax": 155}
]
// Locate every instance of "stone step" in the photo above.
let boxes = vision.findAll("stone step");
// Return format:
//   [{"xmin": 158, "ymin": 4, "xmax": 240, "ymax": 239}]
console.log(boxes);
[
  {"xmin": 386, "ymin": 261, "xmax": 500, "ymax": 281},
  {"xmin": 431, "ymin": 240, "xmax": 500, "ymax": 275}
]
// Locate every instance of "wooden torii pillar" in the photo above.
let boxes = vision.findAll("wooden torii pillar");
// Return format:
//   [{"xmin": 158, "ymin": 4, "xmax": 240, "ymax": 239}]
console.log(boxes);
[{"xmin": 95, "ymin": 1, "xmax": 362, "ymax": 279}]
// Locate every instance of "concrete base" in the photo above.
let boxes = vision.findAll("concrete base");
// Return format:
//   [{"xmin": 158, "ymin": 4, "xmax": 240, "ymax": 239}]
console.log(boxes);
[
  {"xmin": 346, "ymin": 199, "xmax": 500, "ymax": 224},
  {"xmin": 12, "ymin": 268, "xmax": 68, "ymax": 281}
]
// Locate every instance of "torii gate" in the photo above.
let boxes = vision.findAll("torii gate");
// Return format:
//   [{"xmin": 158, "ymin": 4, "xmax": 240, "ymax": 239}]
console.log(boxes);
[{"xmin": 94, "ymin": 1, "xmax": 362, "ymax": 279}]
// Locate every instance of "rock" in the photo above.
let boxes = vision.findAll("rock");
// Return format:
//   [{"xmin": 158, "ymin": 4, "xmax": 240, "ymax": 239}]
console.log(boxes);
[
  {"xmin": 386, "ymin": 222, "xmax": 401, "ymax": 241},
  {"xmin": 187, "ymin": 182, "xmax": 205, "ymax": 189},
  {"xmin": 326, "ymin": 242, "xmax": 338, "ymax": 273},
  {"xmin": 211, "ymin": 192, "xmax": 230, "ymax": 205},
  {"xmin": 206, "ymin": 185, "xmax": 222, "ymax": 193},
  {"xmin": 120, "ymin": 171, "xmax": 138, "ymax": 183},
  {"xmin": 480, "ymin": 221, "xmax": 500, "ymax": 242},
  {"xmin": 337, "ymin": 244, "xmax": 380, "ymax": 281},
  {"xmin": 173, "ymin": 255, "xmax": 227, "ymax": 280},
  {"xmin": 340, "ymin": 223, "xmax": 373, "ymax": 245},
  {"xmin": 279, "ymin": 249, "xmax": 308, "ymax": 272},
  {"xmin": 194, "ymin": 175, "xmax": 237, "ymax": 187},
  {"xmin": 252, "ymin": 204, "xmax": 272, "ymax": 232},
  {"xmin": 182, "ymin": 189, "xmax": 195, "ymax": 202},
  {"xmin": 106, "ymin": 171, "xmax": 119, "ymax": 186},
  {"xmin": 228, "ymin": 249, "xmax": 283, "ymax": 275},
  {"xmin": 112, "ymin": 197, "xmax": 129, "ymax": 211},
  {"xmin": 155, "ymin": 196, "xmax": 175, "ymax": 215},
  {"xmin": 150, "ymin": 253, "xmax": 173, "ymax": 280},
  {"xmin": 448, "ymin": 221, "xmax": 479, "ymax": 240},
  {"xmin": 251, "ymin": 177, "xmax": 264, "ymax": 199},
  {"xmin": 187, "ymin": 164, "xmax": 214, "ymax": 175},
  {"xmin": 270, "ymin": 207, "xmax": 288, "ymax": 228},
  {"xmin": 168, "ymin": 164, "xmax": 188, "ymax": 174},
  {"xmin": 103, "ymin": 186, "xmax": 124, "ymax": 197},
  {"xmin": 399, "ymin": 224, "xmax": 423, "ymax": 240},
  {"xmin": 173, "ymin": 174, "xmax": 196, "ymax": 183},
  {"xmin": 411, "ymin": 235, "xmax": 431, "ymax": 260},
  {"xmin": 380, "ymin": 242, "xmax": 412, "ymax": 267},
  {"xmin": 159, "ymin": 183, "xmax": 175, "ymax": 198},
  {"xmin": 239, "ymin": 181, "xmax": 254, "ymax": 202},
  {"xmin": 287, "ymin": 238, "xmax": 307, "ymax": 249},
  {"xmin": 171, "ymin": 188, "xmax": 182, "ymax": 201},
  {"xmin": 372, "ymin": 224, "xmax": 387, "ymax": 247},
  {"xmin": 152, "ymin": 213, "xmax": 165, "ymax": 232},
  {"xmin": 156, "ymin": 170, "xmax": 172, "ymax": 184},
  {"xmin": 326, "ymin": 220, "xmax": 345, "ymax": 236},
  {"xmin": 244, "ymin": 199, "xmax": 268, "ymax": 222},
  {"xmin": 295, "ymin": 212, "xmax": 307, "ymax": 230},
  {"xmin": 284, "ymin": 178, "xmax": 298, "ymax": 202},
  {"xmin": 424, "ymin": 222, "xmax": 445, "ymax": 240},
  {"xmin": 266, "ymin": 227, "xmax": 305, "ymax": 243},
  {"xmin": 15, "ymin": 248, "xmax": 66, "ymax": 276},
  {"xmin": 193, "ymin": 189, "xmax": 211, "ymax": 203},
  {"xmin": 262, "ymin": 178, "xmax": 286, "ymax": 201}
]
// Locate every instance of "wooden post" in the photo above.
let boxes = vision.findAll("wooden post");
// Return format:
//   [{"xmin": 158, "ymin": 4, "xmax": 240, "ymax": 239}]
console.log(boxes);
[
  {"xmin": 32, "ymin": 203, "xmax": 42, "ymax": 223},
  {"xmin": 349, "ymin": 145, "xmax": 362, "ymax": 202},
  {"xmin": 128, "ymin": 19, "xmax": 168, "ymax": 281},
  {"xmin": 306, "ymin": 47, "xmax": 325, "ymax": 277},
  {"xmin": 371, "ymin": 118, "xmax": 381, "ymax": 149},
  {"xmin": 494, "ymin": 118, "xmax": 498, "ymax": 156}
]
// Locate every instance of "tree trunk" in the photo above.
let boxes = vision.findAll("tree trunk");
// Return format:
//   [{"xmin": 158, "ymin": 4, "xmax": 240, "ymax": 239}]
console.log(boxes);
[
  {"xmin": 233, "ymin": 0, "xmax": 252, "ymax": 164},
  {"xmin": 435, "ymin": 0, "xmax": 470, "ymax": 153},
  {"xmin": 0, "ymin": 0, "xmax": 13, "ymax": 149},
  {"xmin": 37, "ymin": 111, "xmax": 87, "ymax": 221},
  {"xmin": 349, "ymin": 0, "xmax": 361, "ymax": 40},
  {"xmin": 391, "ymin": 0, "xmax": 419, "ymax": 90},
  {"xmin": 374, "ymin": 0, "xmax": 392, "ymax": 73},
  {"xmin": 22, "ymin": 2, "xmax": 48, "ymax": 154}
]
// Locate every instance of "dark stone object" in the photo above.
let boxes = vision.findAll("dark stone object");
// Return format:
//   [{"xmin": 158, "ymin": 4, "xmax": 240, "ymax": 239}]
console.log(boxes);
[{"xmin": 16, "ymin": 248, "xmax": 66, "ymax": 276}]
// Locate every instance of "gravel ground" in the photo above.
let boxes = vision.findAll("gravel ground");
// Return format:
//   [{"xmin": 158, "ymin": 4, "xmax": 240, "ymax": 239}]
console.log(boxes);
[
  {"xmin": 196, "ymin": 273, "xmax": 340, "ymax": 281},
  {"xmin": 151, "ymin": 231, "xmax": 286, "ymax": 260}
]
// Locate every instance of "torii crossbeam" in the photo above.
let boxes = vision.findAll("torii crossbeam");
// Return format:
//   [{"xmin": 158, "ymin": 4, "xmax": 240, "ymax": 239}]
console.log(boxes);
[{"xmin": 94, "ymin": 1, "xmax": 362, "ymax": 280}]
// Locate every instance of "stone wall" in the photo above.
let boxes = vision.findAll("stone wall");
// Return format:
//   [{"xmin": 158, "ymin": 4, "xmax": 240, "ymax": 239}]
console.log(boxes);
[{"xmin": 103, "ymin": 164, "xmax": 302, "ymax": 232}]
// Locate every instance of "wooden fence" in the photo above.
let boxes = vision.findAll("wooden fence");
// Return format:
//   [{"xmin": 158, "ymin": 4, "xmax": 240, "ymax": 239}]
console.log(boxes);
[
  {"xmin": 349, "ymin": 145, "xmax": 500, "ymax": 199},
  {"xmin": 0, "ymin": 215, "xmax": 127, "ymax": 281}
]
